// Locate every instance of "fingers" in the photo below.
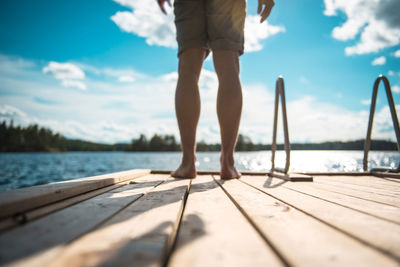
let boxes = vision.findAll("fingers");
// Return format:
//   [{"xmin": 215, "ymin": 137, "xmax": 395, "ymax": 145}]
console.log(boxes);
[
  {"xmin": 259, "ymin": 0, "xmax": 274, "ymax": 23},
  {"xmin": 257, "ymin": 0, "xmax": 262, "ymax": 14},
  {"xmin": 157, "ymin": 0, "xmax": 167, "ymax": 15}
]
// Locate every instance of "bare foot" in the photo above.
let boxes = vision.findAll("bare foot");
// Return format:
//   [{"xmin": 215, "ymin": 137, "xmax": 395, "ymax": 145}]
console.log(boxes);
[
  {"xmin": 220, "ymin": 155, "xmax": 241, "ymax": 180},
  {"xmin": 171, "ymin": 160, "xmax": 196, "ymax": 179}
]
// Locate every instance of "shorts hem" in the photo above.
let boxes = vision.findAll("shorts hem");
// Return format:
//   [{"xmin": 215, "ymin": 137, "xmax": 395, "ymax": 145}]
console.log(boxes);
[
  {"xmin": 209, "ymin": 39, "xmax": 244, "ymax": 56},
  {"xmin": 177, "ymin": 40, "xmax": 210, "ymax": 58}
]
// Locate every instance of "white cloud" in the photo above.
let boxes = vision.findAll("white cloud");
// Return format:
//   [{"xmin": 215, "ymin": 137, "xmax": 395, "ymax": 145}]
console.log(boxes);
[
  {"xmin": 394, "ymin": 50, "xmax": 400, "ymax": 58},
  {"xmin": 240, "ymin": 90, "xmax": 400, "ymax": 143},
  {"xmin": 111, "ymin": 0, "xmax": 285, "ymax": 53},
  {"xmin": 199, "ymin": 69, "xmax": 218, "ymax": 89},
  {"xmin": 161, "ymin": 72, "xmax": 178, "ymax": 83},
  {"xmin": 61, "ymin": 79, "xmax": 87, "ymax": 90},
  {"xmin": 0, "ymin": 104, "xmax": 29, "ymax": 121},
  {"xmin": 160, "ymin": 69, "xmax": 218, "ymax": 90},
  {"xmin": 43, "ymin": 61, "xmax": 86, "ymax": 90},
  {"xmin": 371, "ymin": 56, "xmax": 386, "ymax": 66},
  {"xmin": 361, "ymin": 99, "xmax": 371, "ymax": 105},
  {"xmin": 79, "ymin": 64, "xmax": 146, "ymax": 83},
  {"xmin": 43, "ymin": 61, "xmax": 85, "ymax": 80},
  {"xmin": 118, "ymin": 75, "xmax": 135, "ymax": 83},
  {"xmin": 0, "ymin": 54, "xmax": 36, "ymax": 76},
  {"xmin": 111, "ymin": 0, "xmax": 177, "ymax": 48},
  {"xmin": 0, "ymin": 104, "xmax": 137, "ymax": 143},
  {"xmin": 388, "ymin": 70, "xmax": 400, "ymax": 77},
  {"xmin": 244, "ymin": 16, "xmax": 286, "ymax": 52},
  {"xmin": 392, "ymin": 85, "xmax": 400, "ymax": 93},
  {"xmin": 2, "ymin": 54, "xmax": 399, "ymax": 144},
  {"xmin": 323, "ymin": 0, "xmax": 400, "ymax": 55}
]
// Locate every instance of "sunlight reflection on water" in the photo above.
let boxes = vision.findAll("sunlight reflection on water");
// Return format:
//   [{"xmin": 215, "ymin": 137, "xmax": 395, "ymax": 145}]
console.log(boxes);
[
  {"xmin": 233, "ymin": 151, "xmax": 400, "ymax": 173},
  {"xmin": 0, "ymin": 151, "xmax": 398, "ymax": 191}
]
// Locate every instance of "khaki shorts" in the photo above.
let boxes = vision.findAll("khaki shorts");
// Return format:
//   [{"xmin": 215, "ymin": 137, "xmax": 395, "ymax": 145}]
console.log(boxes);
[{"xmin": 174, "ymin": 0, "xmax": 246, "ymax": 57}]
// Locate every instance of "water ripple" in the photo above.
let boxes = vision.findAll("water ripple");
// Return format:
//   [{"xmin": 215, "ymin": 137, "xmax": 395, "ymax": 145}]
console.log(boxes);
[{"xmin": 0, "ymin": 151, "xmax": 398, "ymax": 191}]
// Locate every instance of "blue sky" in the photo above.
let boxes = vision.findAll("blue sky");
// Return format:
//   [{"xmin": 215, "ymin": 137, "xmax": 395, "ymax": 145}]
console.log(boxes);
[{"xmin": 0, "ymin": 0, "xmax": 399, "ymax": 144}]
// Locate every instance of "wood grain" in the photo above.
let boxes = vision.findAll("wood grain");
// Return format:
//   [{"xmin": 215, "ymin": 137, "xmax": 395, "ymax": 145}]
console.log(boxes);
[
  {"xmin": 45, "ymin": 177, "xmax": 190, "ymax": 267},
  {"xmin": 0, "ymin": 174, "xmax": 164, "ymax": 265},
  {"xmin": 282, "ymin": 180, "xmax": 400, "ymax": 224},
  {"xmin": 240, "ymin": 175, "xmax": 400, "ymax": 262},
  {"xmin": 313, "ymin": 175, "xmax": 400, "ymax": 191},
  {"xmin": 303, "ymin": 178, "xmax": 400, "ymax": 207},
  {"xmin": 217, "ymin": 177, "xmax": 398, "ymax": 266},
  {"xmin": 0, "ymin": 169, "xmax": 151, "ymax": 219},
  {"xmin": 168, "ymin": 175, "xmax": 283, "ymax": 267}
]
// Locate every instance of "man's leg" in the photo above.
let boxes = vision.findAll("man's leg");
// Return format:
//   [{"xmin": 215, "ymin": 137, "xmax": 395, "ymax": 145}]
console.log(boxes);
[
  {"xmin": 213, "ymin": 50, "xmax": 242, "ymax": 179},
  {"xmin": 171, "ymin": 48, "xmax": 206, "ymax": 178}
]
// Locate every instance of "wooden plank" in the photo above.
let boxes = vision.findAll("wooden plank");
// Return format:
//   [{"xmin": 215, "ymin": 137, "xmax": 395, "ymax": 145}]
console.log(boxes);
[
  {"xmin": 0, "ymin": 169, "xmax": 151, "ymax": 219},
  {"xmin": 383, "ymin": 177, "xmax": 400, "ymax": 183},
  {"xmin": 245, "ymin": 175, "xmax": 400, "ymax": 207},
  {"xmin": 19, "ymin": 177, "xmax": 191, "ymax": 267},
  {"xmin": 0, "ymin": 181, "xmax": 132, "ymax": 233},
  {"xmin": 294, "ymin": 178, "xmax": 400, "ymax": 208},
  {"xmin": 314, "ymin": 178, "xmax": 400, "ymax": 199},
  {"xmin": 270, "ymin": 171, "xmax": 313, "ymax": 182},
  {"xmin": 216, "ymin": 177, "xmax": 398, "ymax": 267},
  {"xmin": 313, "ymin": 175, "xmax": 400, "ymax": 191},
  {"xmin": 151, "ymin": 170, "xmax": 271, "ymax": 176},
  {"xmin": 303, "ymin": 172, "xmax": 399, "ymax": 179},
  {"xmin": 372, "ymin": 172, "xmax": 400, "ymax": 179},
  {"xmin": 0, "ymin": 174, "xmax": 165, "ymax": 265},
  {"xmin": 168, "ymin": 175, "xmax": 284, "ymax": 267},
  {"xmin": 240, "ymin": 175, "xmax": 400, "ymax": 262},
  {"xmin": 281, "ymin": 181, "xmax": 400, "ymax": 224},
  {"xmin": 302, "ymin": 172, "xmax": 370, "ymax": 176}
]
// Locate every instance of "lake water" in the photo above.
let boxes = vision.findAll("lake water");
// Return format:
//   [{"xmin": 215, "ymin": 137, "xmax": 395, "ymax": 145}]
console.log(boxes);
[{"xmin": 0, "ymin": 151, "xmax": 399, "ymax": 192}]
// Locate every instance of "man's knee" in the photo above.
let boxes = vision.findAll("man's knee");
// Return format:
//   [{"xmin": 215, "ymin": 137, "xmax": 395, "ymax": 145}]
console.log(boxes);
[
  {"xmin": 212, "ymin": 50, "xmax": 240, "ymax": 77},
  {"xmin": 178, "ymin": 48, "xmax": 206, "ymax": 82},
  {"xmin": 178, "ymin": 64, "xmax": 200, "ymax": 82}
]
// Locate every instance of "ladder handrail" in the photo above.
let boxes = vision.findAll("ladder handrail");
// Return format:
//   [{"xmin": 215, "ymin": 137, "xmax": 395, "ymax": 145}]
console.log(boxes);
[
  {"xmin": 363, "ymin": 75, "xmax": 400, "ymax": 172},
  {"xmin": 271, "ymin": 76, "xmax": 291, "ymax": 174}
]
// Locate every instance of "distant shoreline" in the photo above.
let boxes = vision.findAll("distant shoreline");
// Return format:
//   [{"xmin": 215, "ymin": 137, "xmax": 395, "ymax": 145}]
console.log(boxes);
[
  {"xmin": 1, "ymin": 148, "xmax": 399, "ymax": 153},
  {"xmin": 1, "ymin": 139, "xmax": 398, "ymax": 153},
  {"xmin": 1, "ymin": 122, "xmax": 398, "ymax": 152}
]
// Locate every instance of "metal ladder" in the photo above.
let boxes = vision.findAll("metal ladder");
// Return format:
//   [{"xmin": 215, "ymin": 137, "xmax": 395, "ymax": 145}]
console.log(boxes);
[
  {"xmin": 363, "ymin": 75, "xmax": 400, "ymax": 173},
  {"xmin": 270, "ymin": 76, "xmax": 313, "ymax": 181}
]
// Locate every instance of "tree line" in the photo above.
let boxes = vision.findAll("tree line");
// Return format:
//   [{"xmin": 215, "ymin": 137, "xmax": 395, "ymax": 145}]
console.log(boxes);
[
  {"xmin": 0, "ymin": 122, "xmax": 398, "ymax": 152},
  {"xmin": 0, "ymin": 121, "xmax": 66, "ymax": 152},
  {"xmin": 126, "ymin": 134, "xmax": 180, "ymax": 151}
]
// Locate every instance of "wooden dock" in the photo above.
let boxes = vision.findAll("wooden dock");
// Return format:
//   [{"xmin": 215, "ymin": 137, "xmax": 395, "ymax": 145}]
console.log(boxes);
[{"xmin": 0, "ymin": 169, "xmax": 399, "ymax": 266}]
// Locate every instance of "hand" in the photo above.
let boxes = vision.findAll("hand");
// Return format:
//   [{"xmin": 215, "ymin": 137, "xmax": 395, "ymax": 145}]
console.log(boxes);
[
  {"xmin": 157, "ymin": 0, "xmax": 171, "ymax": 15},
  {"xmin": 257, "ymin": 0, "xmax": 274, "ymax": 23}
]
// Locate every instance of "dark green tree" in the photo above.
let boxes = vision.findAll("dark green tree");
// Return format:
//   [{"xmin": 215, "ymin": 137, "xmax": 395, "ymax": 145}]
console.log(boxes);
[{"xmin": 130, "ymin": 134, "xmax": 149, "ymax": 151}]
